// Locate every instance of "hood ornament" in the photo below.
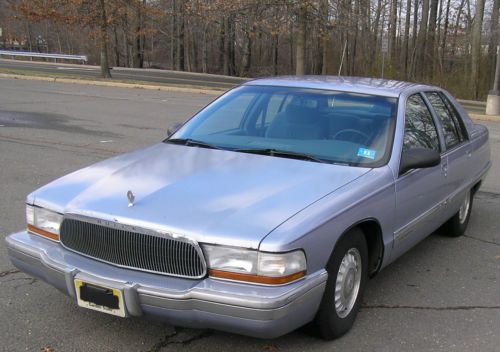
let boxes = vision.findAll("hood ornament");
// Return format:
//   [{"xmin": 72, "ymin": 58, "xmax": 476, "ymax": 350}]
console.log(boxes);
[{"xmin": 127, "ymin": 190, "xmax": 135, "ymax": 207}]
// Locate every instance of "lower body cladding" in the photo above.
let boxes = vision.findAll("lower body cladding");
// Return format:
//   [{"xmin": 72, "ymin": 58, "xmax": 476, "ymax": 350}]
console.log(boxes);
[{"xmin": 5, "ymin": 231, "xmax": 327, "ymax": 339}]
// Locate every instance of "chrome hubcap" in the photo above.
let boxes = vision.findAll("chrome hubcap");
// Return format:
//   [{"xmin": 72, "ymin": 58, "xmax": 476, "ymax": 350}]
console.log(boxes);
[
  {"xmin": 459, "ymin": 191, "xmax": 471, "ymax": 224},
  {"xmin": 334, "ymin": 248, "xmax": 362, "ymax": 318}
]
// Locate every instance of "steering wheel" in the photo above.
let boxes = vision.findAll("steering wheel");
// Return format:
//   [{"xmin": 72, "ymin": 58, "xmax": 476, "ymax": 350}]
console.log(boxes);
[{"xmin": 333, "ymin": 129, "xmax": 370, "ymax": 144}]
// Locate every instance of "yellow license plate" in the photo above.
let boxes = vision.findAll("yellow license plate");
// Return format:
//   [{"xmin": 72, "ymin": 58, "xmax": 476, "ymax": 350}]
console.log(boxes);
[{"xmin": 74, "ymin": 279, "xmax": 126, "ymax": 317}]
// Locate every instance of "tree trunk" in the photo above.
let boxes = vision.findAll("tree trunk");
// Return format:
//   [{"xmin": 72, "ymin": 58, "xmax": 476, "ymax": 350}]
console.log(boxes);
[
  {"xmin": 427, "ymin": 0, "xmax": 439, "ymax": 78},
  {"xmin": 272, "ymin": 34, "xmax": 279, "ymax": 75},
  {"xmin": 241, "ymin": 28, "xmax": 252, "ymax": 76},
  {"xmin": 192, "ymin": 27, "xmax": 198, "ymax": 72},
  {"xmin": 440, "ymin": 0, "xmax": 451, "ymax": 67},
  {"xmin": 170, "ymin": 0, "xmax": 176, "ymax": 69},
  {"xmin": 113, "ymin": 25, "xmax": 120, "ymax": 67},
  {"xmin": 361, "ymin": 0, "xmax": 371, "ymax": 75},
  {"xmin": 229, "ymin": 18, "xmax": 236, "ymax": 75},
  {"xmin": 295, "ymin": 3, "xmax": 307, "ymax": 75},
  {"xmin": 373, "ymin": 0, "xmax": 383, "ymax": 50},
  {"xmin": 289, "ymin": 19, "xmax": 294, "ymax": 72},
  {"xmin": 450, "ymin": 0, "xmax": 466, "ymax": 63},
  {"xmin": 223, "ymin": 16, "xmax": 230, "ymax": 75},
  {"xmin": 409, "ymin": 0, "xmax": 419, "ymax": 78},
  {"xmin": 133, "ymin": 1, "xmax": 144, "ymax": 68},
  {"xmin": 416, "ymin": 0, "xmax": 430, "ymax": 79},
  {"xmin": 97, "ymin": 0, "xmax": 111, "ymax": 78},
  {"xmin": 26, "ymin": 23, "xmax": 33, "ymax": 51},
  {"xmin": 202, "ymin": 24, "xmax": 208, "ymax": 73},
  {"xmin": 389, "ymin": 0, "xmax": 398, "ymax": 65},
  {"xmin": 436, "ymin": 0, "xmax": 443, "ymax": 55},
  {"xmin": 176, "ymin": 1, "xmax": 185, "ymax": 71},
  {"xmin": 402, "ymin": 0, "xmax": 411, "ymax": 76},
  {"xmin": 218, "ymin": 20, "xmax": 225, "ymax": 73},
  {"xmin": 470, "ymin": 0, "xmax": 485, "ymax": 98},
  {"xmin": 321, "ymin": 0, "xmax": 327, "ymax": 74}
]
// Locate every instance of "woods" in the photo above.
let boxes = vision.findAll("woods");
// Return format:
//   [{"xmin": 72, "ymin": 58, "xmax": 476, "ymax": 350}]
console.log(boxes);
[{"xmin": 0, "ymin": 0, "xmax": 499, "ymax": 99}]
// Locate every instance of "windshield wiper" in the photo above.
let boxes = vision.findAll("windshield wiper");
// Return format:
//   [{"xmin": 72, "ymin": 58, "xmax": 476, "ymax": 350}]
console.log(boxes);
[
  {"xmin": 234, "ymin": 148, "xmax": 329, "ymax": 164},
  {"xmin": 165, "ymin": 138, "xmax": 224, "ymax": 150}
]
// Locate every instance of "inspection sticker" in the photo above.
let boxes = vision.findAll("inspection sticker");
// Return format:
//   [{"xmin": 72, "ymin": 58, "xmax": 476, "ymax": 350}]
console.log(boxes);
[{"xmin": 357, "ymin": 148, "xmax": 376, "ymax": 160}]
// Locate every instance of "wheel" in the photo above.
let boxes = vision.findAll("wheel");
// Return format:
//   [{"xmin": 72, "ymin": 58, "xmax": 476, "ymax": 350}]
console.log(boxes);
[
  {"xmin": 442, "ymin": 189, "xmax": 473, "ymax": 237},
  {"xmin": 314, "ymin": 228, "xmax": 368, "ymax": 340}
]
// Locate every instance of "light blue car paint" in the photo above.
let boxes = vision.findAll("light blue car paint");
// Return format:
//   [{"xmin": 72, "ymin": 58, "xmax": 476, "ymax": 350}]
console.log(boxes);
[{"xmin": 5, "ymin": 76, "xmax": 491, "ymax": 338}]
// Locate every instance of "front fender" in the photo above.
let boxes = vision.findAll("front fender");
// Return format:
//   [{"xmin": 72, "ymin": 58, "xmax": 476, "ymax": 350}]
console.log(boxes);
[{"xmin": 259, "ymin": 167, "xmax": 396, "ymax": 274}]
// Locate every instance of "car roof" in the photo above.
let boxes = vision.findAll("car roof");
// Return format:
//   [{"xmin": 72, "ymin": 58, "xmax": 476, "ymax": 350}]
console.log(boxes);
[{"xmin": 243, "ymin": 76, "xmax": 438, "ymax": 98}]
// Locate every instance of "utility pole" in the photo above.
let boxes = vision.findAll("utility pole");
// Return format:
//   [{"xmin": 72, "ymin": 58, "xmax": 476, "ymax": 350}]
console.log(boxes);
[{"xmin": 486, "ymin": 46, "xmax": 500, "ymax": 115}]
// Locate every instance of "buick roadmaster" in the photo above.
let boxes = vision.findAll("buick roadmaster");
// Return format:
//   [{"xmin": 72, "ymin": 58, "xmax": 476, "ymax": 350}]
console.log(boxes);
[{"xmin": 5, "ymin": 77, "xmax": 490, "ymax": 339}]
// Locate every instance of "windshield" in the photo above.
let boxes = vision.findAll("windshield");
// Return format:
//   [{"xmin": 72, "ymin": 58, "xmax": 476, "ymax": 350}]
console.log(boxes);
[{"xmin": 169, "ymin": 85, "xmax": 398, "ymax": 166}]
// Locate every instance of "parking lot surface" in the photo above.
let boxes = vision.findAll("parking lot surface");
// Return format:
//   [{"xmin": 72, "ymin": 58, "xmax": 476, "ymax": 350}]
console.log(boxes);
[{"xmin": 0, "ymin": 78, "xmax": 498, "ymax": 351}]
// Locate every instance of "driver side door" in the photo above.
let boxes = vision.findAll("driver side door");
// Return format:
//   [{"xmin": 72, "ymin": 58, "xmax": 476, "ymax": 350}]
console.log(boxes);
[{"xmin": 392, "ymin": 93, "xmax": 449, "ymax": 258}]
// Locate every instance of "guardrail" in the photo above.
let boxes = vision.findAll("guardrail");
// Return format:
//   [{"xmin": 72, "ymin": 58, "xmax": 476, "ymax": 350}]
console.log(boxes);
[{"xmin": 0, "ymin": 50, "xmax": 88, "ymax": 63}]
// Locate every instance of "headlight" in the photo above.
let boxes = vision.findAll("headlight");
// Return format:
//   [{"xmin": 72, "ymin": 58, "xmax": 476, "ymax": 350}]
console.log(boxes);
[
  {"xmin": 26, "ymin": 205, "xmax": 63, "ymax": 241},
  {"xmin": 203, "ymin": 245, "xmax": 306, "ymax": 285}
]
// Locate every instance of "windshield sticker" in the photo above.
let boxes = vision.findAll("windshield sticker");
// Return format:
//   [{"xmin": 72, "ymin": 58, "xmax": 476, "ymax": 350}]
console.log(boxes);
[{"xmin": 357, "ymin": 148, "xmax": 376, "ymax": 160}]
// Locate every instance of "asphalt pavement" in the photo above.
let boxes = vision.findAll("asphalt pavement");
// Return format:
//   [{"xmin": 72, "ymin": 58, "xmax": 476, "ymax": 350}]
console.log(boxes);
[{"xmin": 0, "ymin": 78, "xmax": 498, "ymax": 351}]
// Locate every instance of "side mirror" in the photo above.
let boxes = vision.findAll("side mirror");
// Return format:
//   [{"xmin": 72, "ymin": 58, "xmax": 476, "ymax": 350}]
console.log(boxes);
[
  {"xmin": 167, "ymin": 122, "xmax": 183, "ymax": 137},
  {"xmin": 399, "ymin": 148, "xmax": 441, "ymax": 175}
]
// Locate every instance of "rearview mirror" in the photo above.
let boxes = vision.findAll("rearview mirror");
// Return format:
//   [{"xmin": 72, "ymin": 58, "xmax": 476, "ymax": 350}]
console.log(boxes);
[
  {"xmin": 399, "ymin": 148, "xmax": 441, "ymax": 175},
  {"xmin": 167, "ymin": 122, "xmax": 183, "ymax": 137}
]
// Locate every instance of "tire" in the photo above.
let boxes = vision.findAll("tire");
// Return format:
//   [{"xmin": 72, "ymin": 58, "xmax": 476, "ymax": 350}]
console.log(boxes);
[
  {"xmin": 314, "ymin": 228, "xmax": 368, "ymax": 340},
  {"xmin": 442, "ymin": 189, "xmax": 473, "ymax": 237}
]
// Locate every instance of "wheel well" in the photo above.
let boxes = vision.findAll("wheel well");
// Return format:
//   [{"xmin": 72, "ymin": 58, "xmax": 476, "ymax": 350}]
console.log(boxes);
[
  {"xmin": 472, "ymin": 181, "xmax": 482, "ymax": 195},
  {"xmin": 357, "ymin": 220, "xmax": 384, "ymax": 277}
]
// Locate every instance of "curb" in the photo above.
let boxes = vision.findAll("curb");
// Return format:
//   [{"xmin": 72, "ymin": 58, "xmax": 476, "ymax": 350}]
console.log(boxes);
[
  {"xmin": 0, "ymin": 58, "xmax": 248, "ymax": 82},
  {"xmin": 0, "ymin": 73, "xmax": 224, "ymax": 96},
  {"xmin": 457, "ymin": 99, "xmax": 487, "ymax": 107},
  {"xmin": 469, "ymin": 113, "xmax": 500, "ymax": 122}
]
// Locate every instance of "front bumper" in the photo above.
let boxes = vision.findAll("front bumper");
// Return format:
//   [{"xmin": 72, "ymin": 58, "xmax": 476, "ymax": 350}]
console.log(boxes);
[{"xmin": 6, "ymin": 231, "xmax": 327, "ymax": 338}]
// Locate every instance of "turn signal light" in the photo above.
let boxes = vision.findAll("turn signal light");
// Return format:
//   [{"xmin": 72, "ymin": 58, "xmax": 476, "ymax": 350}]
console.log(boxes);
[
  {"xmin": 208, "ymin": 269, "xmax": 306, "ymax": 285},
  {"xmin": 28, "ymin": 224, "xmax": 60, "ymax": 241}
]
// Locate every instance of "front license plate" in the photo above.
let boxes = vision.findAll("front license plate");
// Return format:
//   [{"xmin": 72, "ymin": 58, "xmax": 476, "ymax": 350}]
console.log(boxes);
[{"xmin": 74, "ymin": 279, "xmax": 126, "ymax": 317}]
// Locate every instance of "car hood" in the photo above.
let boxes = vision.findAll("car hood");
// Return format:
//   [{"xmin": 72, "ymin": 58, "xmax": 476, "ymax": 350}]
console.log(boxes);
[{"xmin": 31, "ymin": 143, "xmax": 371, "ymax": 248}]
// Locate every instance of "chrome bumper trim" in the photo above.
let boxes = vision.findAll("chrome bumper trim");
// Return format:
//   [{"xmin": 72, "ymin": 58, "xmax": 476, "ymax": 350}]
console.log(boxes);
[{"xmin": 6, "ymin": 231, "xmax": 327, "ymax": 337}]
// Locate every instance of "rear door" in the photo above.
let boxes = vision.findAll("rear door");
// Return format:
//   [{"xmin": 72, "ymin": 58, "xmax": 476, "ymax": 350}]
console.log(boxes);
[
  {"xmin": 393, "ymin": 93, "xmax": 448, "ymax": 257},
  {"xmin": 423, "ymin": 91, "xmax": 471, "ymax": 217}
]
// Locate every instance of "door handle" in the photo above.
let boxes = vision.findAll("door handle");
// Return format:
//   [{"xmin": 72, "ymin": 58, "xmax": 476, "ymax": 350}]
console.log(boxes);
[
  {"xmin": 465, "ymin": 150, "xmax": 472, "ymax": 157},
  {"xmin": 441, "ymin": 164, "xmax": 448, "ymax": 177}
]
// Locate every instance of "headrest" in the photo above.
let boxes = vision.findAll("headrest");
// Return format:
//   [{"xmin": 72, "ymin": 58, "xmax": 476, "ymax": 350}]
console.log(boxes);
[{"xmin": 285, "ymin": 103, "xmax": 318, "ymax": 124}]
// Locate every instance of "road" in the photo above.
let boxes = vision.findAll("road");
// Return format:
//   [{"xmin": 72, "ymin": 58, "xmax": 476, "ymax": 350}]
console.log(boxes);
[
  {"xmin": 0, "ymin": 58, "xmax": 247, "ymax": 90},
  {"xmin": 0, "ymin": 78, "xmax": 498, "ymax": 352},
  {"xmin": 0, "ymin": 58, "xmax": 489, "ymax": 115}
]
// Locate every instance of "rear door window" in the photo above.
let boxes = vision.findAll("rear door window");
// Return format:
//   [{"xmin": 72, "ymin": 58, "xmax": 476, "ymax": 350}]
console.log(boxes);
[
  {"xmin": 425, "ymin": 92, "xmax": 465, "ymax": 150},
  {"xmin": 437, "ymin": 92, "xmax": 468, "ymax": 140}
]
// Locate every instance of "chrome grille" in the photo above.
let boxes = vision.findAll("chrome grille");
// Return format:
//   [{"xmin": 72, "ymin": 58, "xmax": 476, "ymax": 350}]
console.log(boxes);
[{"xmin": 60, "ymin": 217, "xmax": 206, "ymax": 278}]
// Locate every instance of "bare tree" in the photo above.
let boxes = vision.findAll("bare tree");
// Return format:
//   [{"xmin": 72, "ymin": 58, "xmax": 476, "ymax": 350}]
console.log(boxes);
[
  {"xmin": 471, "ymin": 0, "xmax": 485, "ymax": 98},
  {"xmin": 4, "ymin": 0, "xmax": 498, "ymax": 99},
  {"xmin": 295, "ymin": 2, "xmax": 308, "ymax": 75}
]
